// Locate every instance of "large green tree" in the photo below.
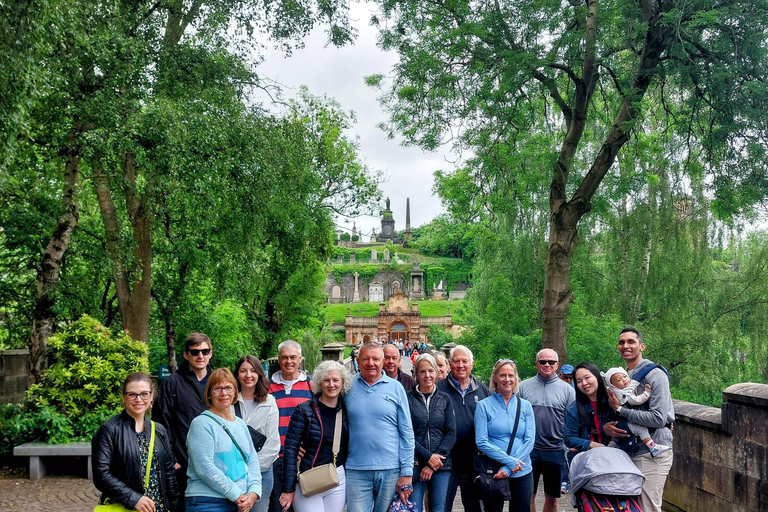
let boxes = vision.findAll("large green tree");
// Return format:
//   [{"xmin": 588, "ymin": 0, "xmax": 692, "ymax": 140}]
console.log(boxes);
[{"xmin": 368, "ymin": 0, "xmax": 768, "ymax": 360}]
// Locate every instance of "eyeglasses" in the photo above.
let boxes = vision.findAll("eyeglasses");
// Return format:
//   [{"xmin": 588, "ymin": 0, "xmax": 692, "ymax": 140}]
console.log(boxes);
[
  {"xmin": 537, "ymin": 360, "xmax": 558, "ymax": 366},
  {"xmin": 495, "ymin": 358, "xmax": 515, "ymax": 365},
  {"xmin": 188, "ymin": 348, "xmax": 211, "ymax": 356},
  {"xmin": 124, "ymin": 391, "xmax": 152, "ymax": 401},
  {"xmin": 212, "ymin": 385, "xmax": 235, "ymax": 395}
]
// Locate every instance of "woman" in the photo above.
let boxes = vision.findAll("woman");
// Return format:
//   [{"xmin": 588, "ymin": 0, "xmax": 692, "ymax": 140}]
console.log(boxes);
[
  {"xmin": 564, "ymin": 362, "xmax": 613, "ymax": 459},
  {"xmin": 474, "ymin": 359, "xmax": 535, "ymax": 512},
  {"xmin": 93, "ymin": 372, "xmax": 179, "ymax": 512},
  {"xmin": 279, "ymin": 361, "xmax": 351, "ymax": 512},
  {"xmin": 407, "ymin": 354, "xmax": 456, "ymax": 512},
  {"xmin": 433, "ymin": 353, "xmax": 449, "ymax": 381},
  {"xmin": 233, "ymin": 355, "xmax": 280, "ymax": 512},
  {"xmin": 186, "ymin": 368, "xmax": 261, "ymax": 512}
]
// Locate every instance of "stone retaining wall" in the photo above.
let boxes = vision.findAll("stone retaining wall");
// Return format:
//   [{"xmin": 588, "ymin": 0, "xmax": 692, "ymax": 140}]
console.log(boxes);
[
  {"xmin": 664, "ymin": 383, "xmax": 768, "ymax": 512},
  {"xmin": 0, "ymin": 349, "xmax": 29, "ymax": 404}
]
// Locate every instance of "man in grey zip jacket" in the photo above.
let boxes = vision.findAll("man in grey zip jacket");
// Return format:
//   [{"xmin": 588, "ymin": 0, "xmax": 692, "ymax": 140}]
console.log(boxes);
[
  {"xmin": 606, "ymin": 327, "xmax": 674, "ymax": 512},
  {"xmin": 436, "ymin": 345, "xmax": 490, "ymax": 512},
  {"xmin": 519, "ymin": 348, "xmax": 575, "ymax": 512}
]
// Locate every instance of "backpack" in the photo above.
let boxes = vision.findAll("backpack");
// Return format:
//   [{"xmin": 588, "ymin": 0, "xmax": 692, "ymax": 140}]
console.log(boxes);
[{"xmin": 631, "ymin": 363, "xmax": 669, "ymax": 384}]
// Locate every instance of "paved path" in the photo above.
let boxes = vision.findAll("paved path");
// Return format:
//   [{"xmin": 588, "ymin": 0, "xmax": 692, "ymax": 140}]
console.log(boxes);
[{"xmin": 0, "ymin": 473, "xmax": 575, "ymax": 511}]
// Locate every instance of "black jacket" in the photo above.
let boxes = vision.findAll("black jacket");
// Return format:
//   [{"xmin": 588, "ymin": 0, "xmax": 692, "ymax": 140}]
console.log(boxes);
[
  {"xmin": 282, "ymin": 395, "xmax": 349, "ymax": 493},
  {"xmin": 407, "ymin": 388, "xmax": 456, "ymax": 473},
  {"xmin": 436, "ymin": 375, "xmax": 491, "ymax": 472},
  {"xmin": 92, "ymin": 411, "xmax": 179, "ymax": 511},
  {"xmin": 152, "ymin": 360, "xmax": 211, "ymax": 467}
]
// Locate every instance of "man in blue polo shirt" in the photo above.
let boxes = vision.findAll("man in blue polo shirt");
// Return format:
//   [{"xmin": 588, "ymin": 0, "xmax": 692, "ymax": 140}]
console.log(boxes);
[{"xmin": 345, "ymin": 341, "xmax": 415, "ymax": 512}]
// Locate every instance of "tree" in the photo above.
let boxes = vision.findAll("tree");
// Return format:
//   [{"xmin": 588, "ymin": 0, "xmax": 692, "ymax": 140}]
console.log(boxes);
[{"xmin": 368, "ymin": 0, "xmax": 768, "ymax": 360}]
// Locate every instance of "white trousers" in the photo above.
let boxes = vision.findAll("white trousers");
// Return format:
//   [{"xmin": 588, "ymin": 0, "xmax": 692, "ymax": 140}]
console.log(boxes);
[
  {"xmin": 632, "ymin": 451, "xmax": 673, "ymax": 512},
  {"xmin": 294, "ymin": 465, "xmax": 346, "ymax": 512}
]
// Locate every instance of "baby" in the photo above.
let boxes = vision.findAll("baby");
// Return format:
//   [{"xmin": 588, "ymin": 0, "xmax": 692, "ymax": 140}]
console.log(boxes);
[{"xmin": 603, "ymin": 367, "xmax": 670, "ymax": 456}]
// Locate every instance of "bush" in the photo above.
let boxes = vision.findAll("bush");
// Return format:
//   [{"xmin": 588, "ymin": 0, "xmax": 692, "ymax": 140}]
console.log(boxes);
[
  {"xmin": 340, "ymin": 233, "xmax": 351, "ymax": 241},
  {"xmin": 9, "ymin": 315, "xmax": 150, "ymax": 449}
]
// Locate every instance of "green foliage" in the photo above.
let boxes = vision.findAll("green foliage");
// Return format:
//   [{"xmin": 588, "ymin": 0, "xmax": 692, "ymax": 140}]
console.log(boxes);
[
  {"xmin": 340, "ymin": 233, "xmax": 351, "ymax": 241},
  {"xmin": 300, "ymin": 327, "xmax": 337, "ymax": 373},
  {"xmin": 27, "ymin": 315, "xmax": 148, "ymax": 418},
  {"xmin": 426, "ymin": 325, "xmax": 453, "ymax": 348}
]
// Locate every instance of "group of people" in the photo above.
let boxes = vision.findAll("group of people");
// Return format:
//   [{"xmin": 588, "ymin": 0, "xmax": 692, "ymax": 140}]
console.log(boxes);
[{"xmin": 91, "ymin": 327, "xmax": 674, "ymax": 512}]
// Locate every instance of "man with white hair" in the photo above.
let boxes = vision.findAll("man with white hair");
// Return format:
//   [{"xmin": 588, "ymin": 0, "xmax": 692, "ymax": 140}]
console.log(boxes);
[
  {"xmin": 268, "ymin": 340, "xmax": 313, "ymax": 512},
  {"xmin": 436, "ymin": 345, "xmax": 491, "ymax": 512},
  {"xmin": 519, "ymin": 348, "xmax": 575, "ymax": 512}
]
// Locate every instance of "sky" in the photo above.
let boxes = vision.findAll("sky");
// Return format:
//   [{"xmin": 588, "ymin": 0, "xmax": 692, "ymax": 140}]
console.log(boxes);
[{"xmin": 252, "ymin": 2, "xmax": 459, "ymax": 240}]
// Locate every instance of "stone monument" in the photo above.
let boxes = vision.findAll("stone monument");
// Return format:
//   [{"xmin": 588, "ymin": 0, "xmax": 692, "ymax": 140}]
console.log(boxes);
[{"xmin": 352, "ymin": 272, "xmax": 361, "ymax": 303}]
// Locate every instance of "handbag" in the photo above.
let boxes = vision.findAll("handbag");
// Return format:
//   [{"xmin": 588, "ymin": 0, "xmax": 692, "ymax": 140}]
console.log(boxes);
[
  {"xmin": 297, "ymin": 408, "xmax": 342, "ymax": 497},
  {"xmin": 388, "ymin": 492, "xmax": 417, "ymax": 512},
  {"xmin": 94, "ymin": 421, "xmax": 156, "ymax": 512},
  {"xmin": 473, "ymin": 396, "xmax": 522, "ymax": 501},
  {"xmin": 233, "ymin": 401, "xmax": 268, "ymax": 452}
]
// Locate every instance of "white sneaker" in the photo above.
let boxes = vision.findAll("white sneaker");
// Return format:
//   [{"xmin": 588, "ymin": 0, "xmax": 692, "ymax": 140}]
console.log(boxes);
[{"xmin": 649, "ymin": 444, "xmax": 671, "ymax": 456}]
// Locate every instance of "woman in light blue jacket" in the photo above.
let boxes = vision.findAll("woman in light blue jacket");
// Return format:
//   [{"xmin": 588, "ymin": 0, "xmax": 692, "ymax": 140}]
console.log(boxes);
[{"xmin": 474, "ymin": 359, "xmax": 535, "ymax": 512}]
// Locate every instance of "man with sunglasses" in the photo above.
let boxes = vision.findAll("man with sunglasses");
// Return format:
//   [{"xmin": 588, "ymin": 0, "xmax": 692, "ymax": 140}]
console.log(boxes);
[
  {"xmin": 519, "ymin": 349, "xmax": 575, "ymax": 512},
  {"xmin": 154, "ymin": 332, "xmax": 214, "ymax": 511}
]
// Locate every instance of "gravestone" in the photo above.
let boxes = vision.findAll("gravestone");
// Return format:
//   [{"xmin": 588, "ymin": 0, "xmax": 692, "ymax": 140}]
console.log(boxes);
[
  {"xmin": 337, "ymin": 255, "xmax": 343, "ymax": 264},
  {"xmin": 384, "ymin": 249, "xmax": 390, "ymax": 263},
  {"xmin": 352, "ymin": 272, "xmax": 361, "ymax": 303},
  {"xmin": 330, "ymin": 285, "xmax": 342, "ymax": 304},
  {"xmin": 350, "ymin": 253, "xmax": 356, "ymax": 264},
  {"xmin": 371, "ymin": 249, "xmax": 378, "ymax": 262}
]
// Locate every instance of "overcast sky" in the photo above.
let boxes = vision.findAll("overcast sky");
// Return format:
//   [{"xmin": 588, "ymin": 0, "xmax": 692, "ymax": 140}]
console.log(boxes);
[{"xmin": 253, "ymin": 2, "xmax": 459, "ymax": 240}]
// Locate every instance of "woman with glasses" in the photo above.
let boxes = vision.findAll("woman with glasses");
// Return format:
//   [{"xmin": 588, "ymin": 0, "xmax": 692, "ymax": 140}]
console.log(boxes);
[
  {"xmin": 474, "ymin": 359, "xmax": 535, "ymax": 512},
  {"xmin": 407, "ymin": 353, "xmax": 456, "ymax": 512},
  {"xmin": 233, "ymin": 355, "xmax": 280, "ymax": 512},
  {"xmin": 186, "ymin": 368, "xmax": 262, "ymax": 512},
  {"xmin": 564, "ymin": 362, "xmax": 612, "ymax": 461},
  {"xmin": 93, "ymin": 372, "xmax": 179, "ymax": 512}
]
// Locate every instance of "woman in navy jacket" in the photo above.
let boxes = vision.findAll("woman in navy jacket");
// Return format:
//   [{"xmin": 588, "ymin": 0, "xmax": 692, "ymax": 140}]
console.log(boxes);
[
  {"xmin": 564, "ymin": 362, "xmax": 613, "ymax": 460},
  {"xmin": 407, "ymin": 354, "xmax": 456, "ymax": 512},
  {"xmin": 279, "ymin": 361, "xmax": 350, "ymax": 512}
]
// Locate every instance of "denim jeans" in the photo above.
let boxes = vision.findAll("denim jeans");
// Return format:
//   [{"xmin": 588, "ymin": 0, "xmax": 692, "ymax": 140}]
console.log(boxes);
[
  {"xmin": 186, "ymin": 496, "xmax": 238, "ymax": 512},
  {"xmin": 445, "ymin": 471, "xmax": 483, "ymax": 512},
  {"xmin": 346, "ymin": 468, "xmax": 400, "ymax": 512},
  {"xmin": 411, "ymin": 470, "xmax": 451, "ymax": 512},
  {"xmin": 252, "ymin": 464, "xmax": 274, "ymax": 512}
]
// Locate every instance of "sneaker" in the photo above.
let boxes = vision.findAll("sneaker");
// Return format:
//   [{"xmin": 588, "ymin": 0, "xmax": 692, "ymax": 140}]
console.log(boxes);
[
  {"xmin": 649, "ymin": 444, "xmax": 671, "ymax": 456},
  {"xmin": 560, "ymin": 481, "xmax": 570, "ymax": 495}
]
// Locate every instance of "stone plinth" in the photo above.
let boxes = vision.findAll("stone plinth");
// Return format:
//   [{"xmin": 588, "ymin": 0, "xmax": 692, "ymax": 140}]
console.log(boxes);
[{"xmin": 320, "ymin": 343, "xmax": 345, "ymax": 362}]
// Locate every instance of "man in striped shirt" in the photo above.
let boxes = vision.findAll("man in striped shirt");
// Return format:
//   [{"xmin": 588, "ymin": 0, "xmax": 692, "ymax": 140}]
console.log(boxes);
[{"xmin": 269, "ymin": 340, "xmax": 313, "ymax": 512}]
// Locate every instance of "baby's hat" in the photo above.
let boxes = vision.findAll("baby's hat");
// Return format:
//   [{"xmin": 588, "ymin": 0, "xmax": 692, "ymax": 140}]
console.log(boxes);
[{"xmin": 603, "ymin": 367, "xmax": 628, "ymax": 387}]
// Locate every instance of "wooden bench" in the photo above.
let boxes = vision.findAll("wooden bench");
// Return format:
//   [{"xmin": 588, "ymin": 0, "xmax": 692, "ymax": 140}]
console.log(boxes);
[{"xmin": 13, "ymin": 441, "xmax": 92, "ymax": 481}]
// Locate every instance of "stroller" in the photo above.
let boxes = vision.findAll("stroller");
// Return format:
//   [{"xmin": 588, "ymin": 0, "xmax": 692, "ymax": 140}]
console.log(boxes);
[{"xmin": 570, "ymin": 447, "xmax": 645, "ymax": 512}]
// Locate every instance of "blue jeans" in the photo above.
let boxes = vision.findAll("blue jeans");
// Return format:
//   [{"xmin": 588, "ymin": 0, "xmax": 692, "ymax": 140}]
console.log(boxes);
[
  {"xmin": 346, "ymin": 468, "xmax": 400, "ymax": 512},
  {"xmin": 186, "ymin": 496, "xmax": 238, "ymax": 512},
  {"xmin": 252, "ymin": 465, "xmax": 274, "ymax": 512},
  {"xmin": 411, "ymin": 470, "xmax": 450, "ymax": 512}
]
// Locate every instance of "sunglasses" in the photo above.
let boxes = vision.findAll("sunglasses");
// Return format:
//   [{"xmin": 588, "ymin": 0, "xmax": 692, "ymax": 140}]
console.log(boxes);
[
  {"xmin": 537, "ymin": 360, "xmax": 558, "ymax": 366},
  {"xmin": 188, "ymin": 348, "xmax": 211, "ymax": 356}
]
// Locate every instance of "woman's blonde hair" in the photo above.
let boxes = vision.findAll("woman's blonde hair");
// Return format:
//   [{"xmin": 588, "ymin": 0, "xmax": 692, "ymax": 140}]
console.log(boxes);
[{"xmin": 489, "ymin": 359, "xmax": 519, "ymax": 394}]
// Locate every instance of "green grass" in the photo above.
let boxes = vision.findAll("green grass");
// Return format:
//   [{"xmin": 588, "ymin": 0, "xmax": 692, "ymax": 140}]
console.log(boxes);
[{"xmin": 321, "ymin": 299, "xmax": 466, "ymax": 324}]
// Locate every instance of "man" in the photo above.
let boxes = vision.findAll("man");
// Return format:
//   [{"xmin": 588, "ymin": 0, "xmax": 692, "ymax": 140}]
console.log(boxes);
[
  {"xmin": 519, "ymin": 348, "xmax": 575, "ymax": 512},
  {"xmin": 436, "ymin": 345, "xmax": 491, "ymax": 512},
  {"xmin": 268, "ymin": 340, "xmax": 313, "ymax": 512},
  {"xmin": 559, "ymin": 364, "xmax": 574, "ymax": 387},
  {"xmin": 345, "ymin": 341, "xmax": 415, "ymax": 512},
  {"xmin": 153, "ymin": 332, "xmax": 213, "ymax": 510},
  {"xmin": 605, "ymin": 327, "xmax": 675, "ymax": 512},
  {"xmin": 383, "ymin": 343, "xmax": 416, "ymax": 390}
]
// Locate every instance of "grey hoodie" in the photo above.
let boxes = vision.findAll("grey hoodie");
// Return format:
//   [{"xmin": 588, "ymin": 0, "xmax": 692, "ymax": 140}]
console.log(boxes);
[{"xmin": 619, "ymin": 358, "xmax": 675, "ymax": 453}]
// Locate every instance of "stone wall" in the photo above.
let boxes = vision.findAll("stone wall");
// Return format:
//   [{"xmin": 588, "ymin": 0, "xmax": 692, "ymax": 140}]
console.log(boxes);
[
  {"xmin": 323, "ymin": 271, "xmax": 407, "ymax": 303},
  {"xmin": 0, "ymin": 349, "xmax": 30, "ymax": 404},
  {"xmin": 664, "ymin": 383, "xmax": 768, "ymax": 512}
]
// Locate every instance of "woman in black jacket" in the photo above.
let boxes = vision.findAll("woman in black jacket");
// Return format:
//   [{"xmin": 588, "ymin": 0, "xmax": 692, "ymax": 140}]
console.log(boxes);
[
  {"xmin": 408, "ymin": 354, "xmax": 457, "ymax": 512},
  {"xmin": 92, "ymin": 372, "xmax": 179, "ymax": 512},
  {"xmin": 279, "ymin": 361, "xmax": 350, "ymax": 512}
]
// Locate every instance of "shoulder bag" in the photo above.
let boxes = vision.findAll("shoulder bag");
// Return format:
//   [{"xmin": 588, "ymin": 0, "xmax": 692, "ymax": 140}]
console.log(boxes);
[
  {"xmin": 234, "ymin": 401, "xmax": 268, "ymax": 452},
  {"xmin": 94, "ymin": 421, "xmax": 156, "ymax": 512},
  {"xmin": 297, "ymin": 407, "xmax": 342, "ymax": 497},
  {"xmin": 473, "ymin": 396, "xmax": 522, "ymax": 501},
  {"xmin": 202, "ymin": 411, "xmax": 249, "ymax": 462}
]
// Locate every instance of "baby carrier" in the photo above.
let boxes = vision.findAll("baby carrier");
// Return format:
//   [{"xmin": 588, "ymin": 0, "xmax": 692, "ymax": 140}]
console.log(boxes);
[{"xmin": 570, "ymin": 447, "xmax": 645, "ymax": 512}]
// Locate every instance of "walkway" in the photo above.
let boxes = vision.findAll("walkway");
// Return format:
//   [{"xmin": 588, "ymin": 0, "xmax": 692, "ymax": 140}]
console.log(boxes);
[{"xmin": 0, "ymin": 473, "xmax": 575, "ymax": 511}]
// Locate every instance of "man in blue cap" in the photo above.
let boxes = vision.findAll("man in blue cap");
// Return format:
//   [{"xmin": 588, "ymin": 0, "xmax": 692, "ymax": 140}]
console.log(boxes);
[{"xmin": 559, "ymin": 364, "xmax": 574, "ymax": 387}]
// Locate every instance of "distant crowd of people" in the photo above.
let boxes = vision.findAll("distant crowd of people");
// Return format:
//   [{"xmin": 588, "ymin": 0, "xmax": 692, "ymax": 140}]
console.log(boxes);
[{"xmin": 91, "ymin": 327, "xmax": 674, "ymax": 512}]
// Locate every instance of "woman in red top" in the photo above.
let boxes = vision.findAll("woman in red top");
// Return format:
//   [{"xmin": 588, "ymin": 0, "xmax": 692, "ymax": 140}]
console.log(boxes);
[{"xmin": 564, "ymin": 363, "xmax": 613, "ymax": 460}]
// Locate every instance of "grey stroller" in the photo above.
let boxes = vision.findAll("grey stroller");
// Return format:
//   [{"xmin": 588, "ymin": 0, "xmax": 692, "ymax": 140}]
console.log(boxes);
[{"xmin": 569, "ymin": 447, "xmax": 645, "ymax": 512}]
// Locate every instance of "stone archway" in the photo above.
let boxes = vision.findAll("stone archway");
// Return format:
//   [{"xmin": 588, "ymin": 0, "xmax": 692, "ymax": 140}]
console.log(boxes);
[{"xmin": 388, "ymin": 321, "xmax": 409, "ymax": 343}]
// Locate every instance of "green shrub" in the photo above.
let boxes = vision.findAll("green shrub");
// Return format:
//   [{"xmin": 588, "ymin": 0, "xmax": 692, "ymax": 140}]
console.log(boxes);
[{"xmin": 27, "ymin": 314, "xmax": 148, "ymax": 426}]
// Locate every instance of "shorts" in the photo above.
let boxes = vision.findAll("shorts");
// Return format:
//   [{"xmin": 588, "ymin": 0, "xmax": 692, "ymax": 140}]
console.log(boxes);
[{"xmin": 530, "ymin": 449, "xmax": 567, "ymax": 499}]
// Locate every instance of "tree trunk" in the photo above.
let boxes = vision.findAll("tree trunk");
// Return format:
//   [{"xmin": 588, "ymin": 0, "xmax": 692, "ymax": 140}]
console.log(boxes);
[
  {"xmin": 164, "ymin": 314, "xmax": 178, "ymax": 373},
  {"xmin": 28, "ymin": 146, "xmax": 80, "ymax": 384}
]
